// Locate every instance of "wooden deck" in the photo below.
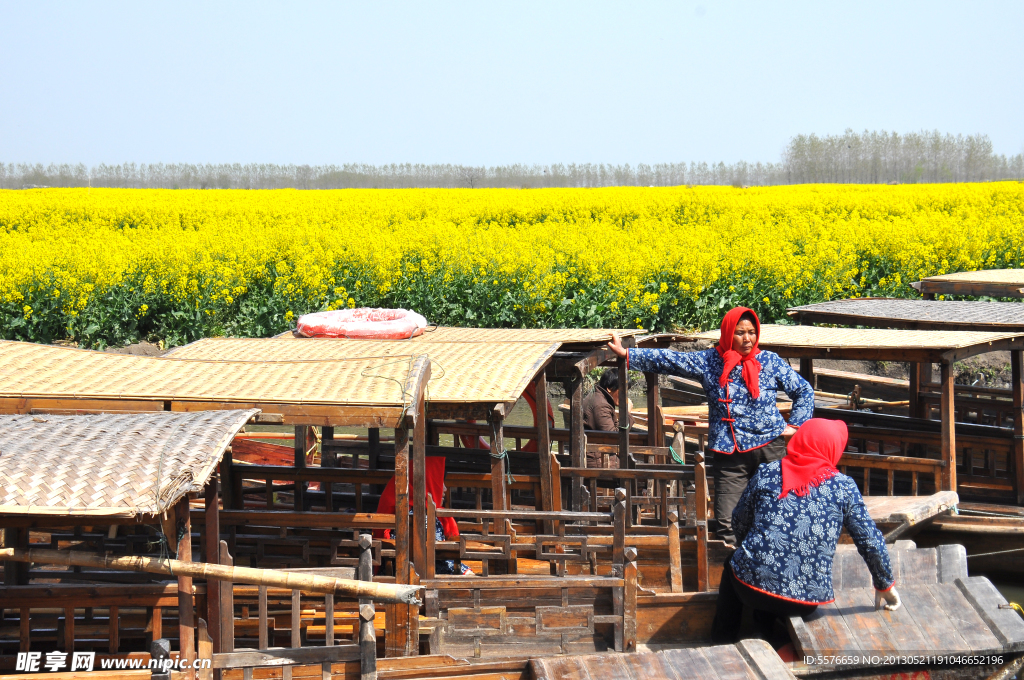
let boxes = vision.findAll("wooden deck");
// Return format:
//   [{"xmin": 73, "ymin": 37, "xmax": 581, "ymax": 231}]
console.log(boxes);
[
  {"xmin": 861, "ymin": 491, "xmax": 958, "ymax": 526},
  {"xmin": 530, "ymin": 639, "xmax": 794, "ymax": 680},
  {"xmin": 787, "ymin": 542, "xmax": 1024, "ymax": 672}
]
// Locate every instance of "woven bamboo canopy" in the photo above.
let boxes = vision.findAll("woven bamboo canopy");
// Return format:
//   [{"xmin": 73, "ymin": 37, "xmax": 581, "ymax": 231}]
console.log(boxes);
[
  {"xmin": 0, "ymin": 409, "xmax": 256, "ymax": 517},
  {"xmin": 694, "ymin": 323, "xmax": 1024, "ymax": 362},
  {"xmin": 165, "ymin": 337, "xmax": 559, "ymax": 406},
  {"xmin": 0, "ymin": 340, "xmax": 430, "ymax": 427},
  {"xmin": 911, "ymin": 269, "xmax": 1024, "ymax": 298},
  {"xmin": 788, "ymin": 299, "xmax": 1024, "ymax": 332}
]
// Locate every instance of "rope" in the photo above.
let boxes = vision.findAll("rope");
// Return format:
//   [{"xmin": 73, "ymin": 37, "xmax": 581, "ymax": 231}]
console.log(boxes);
[
  {"xmin": 669, "ymin": 442, "xmax": 684, "ymax": 465},
  {"xmin": 1006, "ymin": 602, "xmax": 1024, "ymax": 619},
  {"xmin": 957, "ymin": 507, "xmax": 1024, "ymax": 518},
  {"xmin": 360, "ymin": 355, "xmax": 424, "ymax": 419},
  {"xmin": 489, "ymin": 448, "xmax": 516, "ymax": 485},
  {"xmin": 966, "ymin": 547, "xmax": 1024, "ymax": 559}
]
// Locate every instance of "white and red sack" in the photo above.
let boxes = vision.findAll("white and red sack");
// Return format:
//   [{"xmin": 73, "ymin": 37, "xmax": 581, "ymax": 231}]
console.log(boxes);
[{"xmin": 296, "ymin": 308, "xmax": 428, "ymax": 339}]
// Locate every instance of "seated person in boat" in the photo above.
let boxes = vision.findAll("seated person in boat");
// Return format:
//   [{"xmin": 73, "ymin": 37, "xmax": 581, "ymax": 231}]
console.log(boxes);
[
  {"xmin": 609, "ymin": 306, "xmax": 814, "ymax": 545},
  {"xmin": 711, "ymin": 418, "xmax": 900, "ymax": 644},
  {"xmin": 376, "ymin": 457, "xmax": 473, "ymax": 575},
  {"xmin": 582, "ymin": 368, "xmax": 633, "ymax": 469}
]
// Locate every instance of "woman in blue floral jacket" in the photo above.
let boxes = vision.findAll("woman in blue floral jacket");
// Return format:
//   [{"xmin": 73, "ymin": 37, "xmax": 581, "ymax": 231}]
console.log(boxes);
[
  {"xmin": 711, "ymin": 418, "xmax": 900, "ymax": 644},
  {"xmin": 609, "ymin": 307, "xmax": 815, "ymax": 544}
]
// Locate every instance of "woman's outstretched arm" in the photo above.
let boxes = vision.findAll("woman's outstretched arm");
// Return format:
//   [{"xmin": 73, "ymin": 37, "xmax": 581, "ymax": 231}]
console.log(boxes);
[{"xmin": 607, "ymin": 332, "xmax": 709, "ymax": 381}]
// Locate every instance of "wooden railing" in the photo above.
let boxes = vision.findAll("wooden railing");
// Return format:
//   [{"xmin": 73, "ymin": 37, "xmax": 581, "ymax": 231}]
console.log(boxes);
[
  {"xmin": 816, "ymin": 408, "xmax": 1016, "ymax": 500},
  {"xmin": 422, "ymin": 492, "xmax": 640, "ymax": 657},
  {"xmin": 208, "ymin": 536, "xmax": 376, "ymax": 680}
]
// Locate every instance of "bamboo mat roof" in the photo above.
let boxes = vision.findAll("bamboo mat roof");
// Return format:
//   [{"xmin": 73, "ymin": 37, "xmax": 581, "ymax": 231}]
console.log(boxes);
[
  {"xmin": 166, "ymin": 338, "xmax": 560, "ymax": 405},
  {"xmin": 912, "ymin": 269, "xmax": 1024, "ymax": 298},
  {"xmin": 694, "ymin": 324, "xmax": 1024, "ymax": 362},
  {"xmin": 919, "ymin": 269, "xmax": 1024, "ymax": 284},
  {"xmin": 0, "ymin": 340, "xmax": 431, "ymax": 425},
  {"xmin": 0, "ymin": 410, "xmax": 256, "ymax": 517},
  {"xmin": 788, "ymin": 299, "xmax": 1024, "ymax": 332}
]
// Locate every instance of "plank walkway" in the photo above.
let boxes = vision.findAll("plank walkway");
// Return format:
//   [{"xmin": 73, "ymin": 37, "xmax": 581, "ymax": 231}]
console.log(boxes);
[
  {"xmin": 531, "ymin": 639, "xmax": 794, "ymax": 680},
  {"xmin": 861, "ymin": 491, "xmax": 958, "ymax": 526},
  {"xmin": 788, "ymin": 542, "xmax": 1024, "ymax": 671}
]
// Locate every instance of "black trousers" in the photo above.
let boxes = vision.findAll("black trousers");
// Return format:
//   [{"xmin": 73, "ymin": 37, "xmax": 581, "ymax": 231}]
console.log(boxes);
[
  {"xmin": 711, "ymin": 562, "xmax": 818, "ymax": 644},
  {"xmin": 713, "ymin": 435, "xmax": 787, "ymax": 545}
]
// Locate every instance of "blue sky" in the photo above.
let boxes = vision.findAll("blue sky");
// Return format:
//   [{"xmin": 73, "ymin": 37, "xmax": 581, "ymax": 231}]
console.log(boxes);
[{"xmin": 1, "ymin": 1, "xmax": 1021, "ymax": 165}]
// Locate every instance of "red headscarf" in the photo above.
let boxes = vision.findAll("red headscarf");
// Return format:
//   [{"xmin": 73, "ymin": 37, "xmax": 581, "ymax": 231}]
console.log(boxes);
[
  {"xmin": 716, "ymin": 307, "xmax": 762, "ymax": 399},
  {"xmin": 376, "ymin": 456, "xmax": 459, "ymax": 539},
  {"xmin": 779, "ymin": 419, "xmax": 848, "ymax": 498}
]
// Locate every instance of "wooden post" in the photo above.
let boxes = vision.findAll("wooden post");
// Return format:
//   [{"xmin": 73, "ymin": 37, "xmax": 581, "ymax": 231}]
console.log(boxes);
[
  {"xmin": 569, "ymin": 374, "xmax": 585, "ymax": 511},
  {"xmin": 667, "ymin": 511, "xmax": 682, "ymax": 593},
  {"xmin": 909, "ymin": 363, "xmax": 922, "ymax": 419},
  {"xmin": 64, "ymin": 606, "xmax": 75, "ymax": 651},
  {"xmin": 1012, "ymin": 350, "xmax": 1024, "ymax": 505},
  {"xmin": 799, "ymin": 357, "xmax": 814, "ymax": 386},
  {"xmin": 218, "ymin": 541, "xmax": 234, "ymax": 653},
  {"xmin": 490, "ymin": 405, "xmax": 508, "ymax": 512},
  {"xmin": 197, "ymin": 619, "xmax": 213, "ymax": 680},
  {"xmin": 694, "ymin": 452, "xmax": 709, "ymax": 591},
  {"xmin": 645, "ymin": 372, "xmax": 662, "ymax": 448},
  {"xmin": 412, "ymin": 406, "xmax": 427, "ymax": 580},
  {"xmin": 535, "ymin": 374, "xmax": 554, "ymax": 512},
  {"xmin": 175, "ymin": 496, "xmax": 197, "ymax": 676},
  {"xmin": 940, "ymin": 361, "xmax": 956, "ymax": 492},
  {"xmin": 282, "ymin": 590, "xmax": 299, "ymax": 680},
  {"xmin": 204, "ymin": 478, "xmax": 221, "ymax": 652},
  {"xmin": 294, "ymin": 426, "xmax": 307, "ymax": 511},
  {"xmin": 109, "ymin": 606, "xmax": 120, "ymax": 653},
  {"xmin": 358, "ymin": 535, "xmax": 377, "ymax": 680},
  {"xmin": 611, "ymin": 489, "xmax": 625, "ymax": 652},
  {"xmin": 618, "ymin": 354, "xmax": 629, "ymax": 469},
  {"xmin": 322, "ymin": 426, "xmax": 335, "ymax": 512},
  {"xmin": 219, "ymin": 454, "xmax": 234, "ymax": 511},
  {"xmin": 406, "ymin": 565, "xmax": 420, "ymax": 657},
  {"xmin": 623, "ymin": 547, "xmax": 637, "ymax": 653},
  {"xmin": 368, "ymin": 428, "xmax": 380, "ymax": 471},
  {"xmin": 389, "ymin": 421, "xmax": 411, "ymax": 657},
  {"xmin": 325, "ymin": 593, "xmax": 334, "ymax": 646}
]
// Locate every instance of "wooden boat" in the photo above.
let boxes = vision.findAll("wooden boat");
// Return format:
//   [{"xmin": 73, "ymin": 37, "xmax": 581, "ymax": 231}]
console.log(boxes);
[{"xmin": 2, "ymin": 328, "xmax": 1023, "ymax": 680}]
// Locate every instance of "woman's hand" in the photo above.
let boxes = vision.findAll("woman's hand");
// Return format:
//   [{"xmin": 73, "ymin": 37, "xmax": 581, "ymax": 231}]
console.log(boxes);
[
  {"xmin": 874, "ymin": 586, "xmax": 901, "ymax": 611},
  {"xmin": 782, "ymin": 425, "xmax": 798, "ymax": 439},
  {"xmin": 607, "ymin": 332, "xmax": 628, "ymax": 359}
]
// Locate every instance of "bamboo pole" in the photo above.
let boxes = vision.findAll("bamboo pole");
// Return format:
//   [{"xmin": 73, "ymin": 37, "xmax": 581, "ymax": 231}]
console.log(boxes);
[{"xmin": 0, "ymin": 548, "xmax": 421, "ymax": 605}]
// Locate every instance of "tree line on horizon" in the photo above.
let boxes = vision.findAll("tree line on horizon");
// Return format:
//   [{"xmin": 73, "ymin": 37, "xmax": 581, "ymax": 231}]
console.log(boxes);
[{"xmin": 2, "ymin": 129, "xmax": 1021, "ymax": 190}]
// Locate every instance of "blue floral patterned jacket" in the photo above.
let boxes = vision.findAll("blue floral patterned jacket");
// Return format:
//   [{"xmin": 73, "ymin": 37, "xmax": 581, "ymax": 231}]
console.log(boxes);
[
  {"xmin": 628, "ymin": 347, "xmax": 814, "ymax": 453},
  {"xmin": 730, "ymin": 460, "xmax": 894, "ymax": 604}
]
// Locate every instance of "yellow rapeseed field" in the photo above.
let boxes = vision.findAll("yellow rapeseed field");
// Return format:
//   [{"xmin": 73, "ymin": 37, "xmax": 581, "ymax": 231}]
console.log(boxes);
[{"xmin": 1, "ymin": 183, "xmax": 1022, "ymax": 347}]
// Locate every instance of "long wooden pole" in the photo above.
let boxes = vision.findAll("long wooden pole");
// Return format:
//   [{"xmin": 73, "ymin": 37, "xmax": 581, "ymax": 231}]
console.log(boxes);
[
  {"xmin": 0, "ymin": 548, "xmax": 421, "ymax": 605},
  {"xmin": 1012, "ymin": 349, "xmax": 1024, "ymax": 505},
  {"xmin": 535, "ymin": 374, "xmax": 554, "ymax": 513},
  {"xmin": 940, "ymin": 360, "xmax": 957, "ymax": 492},
  {"xmin": 175, "ymin": 497, "xmax": 197, "ymax": 675}
]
